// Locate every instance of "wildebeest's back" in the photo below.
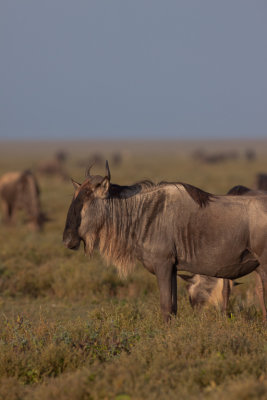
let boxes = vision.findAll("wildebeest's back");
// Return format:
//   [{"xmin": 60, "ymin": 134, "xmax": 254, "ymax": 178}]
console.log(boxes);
[{"xmin": 0, "ymin": 172, "xmax": 21, "ymax": 204}]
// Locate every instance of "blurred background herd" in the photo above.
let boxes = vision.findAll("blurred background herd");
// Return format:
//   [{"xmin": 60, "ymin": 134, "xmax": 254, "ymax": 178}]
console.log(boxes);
[{"xmin": 1, "ymin": 139, "xmax": 267, "ymax": 233}]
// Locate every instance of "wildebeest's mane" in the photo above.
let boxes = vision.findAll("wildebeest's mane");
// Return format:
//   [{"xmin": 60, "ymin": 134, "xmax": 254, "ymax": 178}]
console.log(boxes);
[
  {"xmin": 227, "ymin": 185, "xmax": 251, "ymax": 196},
  {"xmin": 109, "ymin": 179, "xmax": 213, "ymax": 207},
  {"xmin": 172, "ymin": 182, "xmax": 214, "ymax": 207},
  {"xmin": 155, "ymin": 181, "xmax": 213, "ymax": 207},
  {"xmin": 109, "ymin": 180, "xmax": 153, "ymax": 199}
]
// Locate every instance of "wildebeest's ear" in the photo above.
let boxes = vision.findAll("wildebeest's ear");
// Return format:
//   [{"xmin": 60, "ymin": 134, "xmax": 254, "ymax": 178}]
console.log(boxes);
[
  {"xmin": 178, "ymin": 273, "xmax": 195, "ymax": 284},
  {"xmin": 71, "ymin": 178, "xmax": 81, "ymax": 190},
  {"xmin": 94, "ymin": 177, "xmax": 110, "ymax": 199}
]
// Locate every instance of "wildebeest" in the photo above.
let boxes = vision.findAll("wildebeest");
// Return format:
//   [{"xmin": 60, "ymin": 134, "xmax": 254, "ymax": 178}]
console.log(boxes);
[
  {"xmin": 63, "ymin": 163, "xmax": 267, "ymax": 322},
  {"xmin": 257, "ymin": 174, "xmax": 267, "ymax": 191},
  {"xmin": 180, "ymin": 185, "xmax": 267, "ymax": 320},
  {"xmin": 37, "ymin": 152, "xmax": 69, "ymax": 181},
  {"xmin": 193, "ymin": 150, "xmax": 239, "ymax": 164},
  {"xmin": 178, "ymin": 273, "xmax": 235, "ymax": 312},
  {"xmin": 55, "ymin": 150, "xmax": 69, "ymax": 163},
  {"xmin": 0, "ymin": 170, "xmax": 48, "ymax": 231},
  {"xmin": 76, "ymin": 153, "xmax": 105, "ymax": 169},
  {"xmin": 245, "ymin": 148, "xmax": 256, "ymax": 162},
  {"xmin": 111, "ymin": 152, "xmax": 123, "ymax": 167}
]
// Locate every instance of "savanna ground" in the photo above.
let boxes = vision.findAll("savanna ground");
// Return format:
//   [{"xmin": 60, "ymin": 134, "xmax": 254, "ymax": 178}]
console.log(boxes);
[{"xmin": 0, "ymin": 139, "xmax": 267, "ymax": 400}]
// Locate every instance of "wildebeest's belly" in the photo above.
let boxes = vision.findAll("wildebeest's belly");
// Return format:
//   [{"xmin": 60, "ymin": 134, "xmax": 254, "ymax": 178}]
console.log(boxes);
[
  {"xmin": 201, "ymin": 259, "xmax": 259, "ymax": 279},
  {"xmin": 179, "ymin": 251, "xmax": 259, "ymax": 280}
]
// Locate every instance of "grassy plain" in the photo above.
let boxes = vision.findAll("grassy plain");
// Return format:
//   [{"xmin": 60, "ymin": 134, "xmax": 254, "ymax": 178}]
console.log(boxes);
[{"xmin": 0, "ymin": 140, "xmax": 267, "ymax": 400}]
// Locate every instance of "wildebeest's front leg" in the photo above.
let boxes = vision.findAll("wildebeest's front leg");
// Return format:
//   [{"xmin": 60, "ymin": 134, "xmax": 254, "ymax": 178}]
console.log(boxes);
[
  {"xmin": 155, "ymin": 261, "xmax": 176, "ymax": 322},
  {"xmin": 1, "ymin": 200, "xmax": 13, "ymax": 224}
]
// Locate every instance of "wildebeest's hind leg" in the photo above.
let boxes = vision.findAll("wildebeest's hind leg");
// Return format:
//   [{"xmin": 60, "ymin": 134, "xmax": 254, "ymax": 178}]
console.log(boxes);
[
  {"xmin": 222, "ymin": 279, "xmax": 231, "ymax": 315},
  {"xmin": 155, "ymin": 261, "xmax": 176, "ymax": 323},
  {"xmin": 171, "ymin": 265, "xmax": 177, "ymax": 315},
  {"xmin": 255, "ymin": 266, "xmax": 267, "ymax": 322}
]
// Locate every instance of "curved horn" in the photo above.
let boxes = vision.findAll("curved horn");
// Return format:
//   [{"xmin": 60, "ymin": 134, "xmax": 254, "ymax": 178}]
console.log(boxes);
[
  {"xmin": 85, "ymin": 163, "xmax": 95, "ymax": 178},
  {"xmin": 105, "ymin": 160, "xmax": 111, "ymax": 181}
]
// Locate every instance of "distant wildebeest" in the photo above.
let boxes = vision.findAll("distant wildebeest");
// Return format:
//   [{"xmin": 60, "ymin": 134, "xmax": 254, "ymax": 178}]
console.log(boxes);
[
  {"xmin": 245, "ymin": 148, "xmax": 256, "ymax": 162},
  {"xmin": 0, "ymin": 170, "xmax": 48, "ymax": 231},
  {"xmin": 256, "ymin": 174, "xmax": 267, "ymax": 191},
  {"xmin": 55, "ymin": 150, "xmax": 69, "ymax": 164},
  {"xmin": 77, "ymin": 152, "xmax": 123, "ymax": 170},
  {"xmin": 179, "ymin": 185, "xmax": 267, "ymax": 320},
  {"xmin": 111, "ymin": 152, "xmax": 123, "ymax": 167},
  {"xmin": 76, "ymin": 153, "xmax": 105, "ymax": 169},
  {"xmin": 193, "ymin": 150, "xmax": 239, "ymax": 164},
  {"xmin": 63, "ymin": 163, "xmax": 267, "ymax": 322},
  {"xmin": 37, "ymin": 152, "xmax": 69, "ymax": 181},
  {"xmin": 88, "ymin": 153, "xmax": 105, "ymax": 167}
]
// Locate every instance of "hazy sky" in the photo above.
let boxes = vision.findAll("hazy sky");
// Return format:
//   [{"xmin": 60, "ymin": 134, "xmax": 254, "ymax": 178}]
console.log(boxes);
[{"xmin": 0, "ymin": 1, "xmax": 267, "ymax": 140}]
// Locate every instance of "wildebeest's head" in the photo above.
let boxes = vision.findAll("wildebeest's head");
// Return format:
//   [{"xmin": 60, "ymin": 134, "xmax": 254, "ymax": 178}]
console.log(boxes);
[
  {"xmin": 63, "ymin": 161, "xmax": 111, "ymax": 253},
  {"xmin": 178, "ymin": 274, "xmax": 235, "ymax": 309}
]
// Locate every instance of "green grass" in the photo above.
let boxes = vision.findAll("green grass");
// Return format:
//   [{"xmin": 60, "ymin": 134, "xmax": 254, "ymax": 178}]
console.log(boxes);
[{"xmin": 0, "ymin": 140, "xmax": 267, "ymax": 399}]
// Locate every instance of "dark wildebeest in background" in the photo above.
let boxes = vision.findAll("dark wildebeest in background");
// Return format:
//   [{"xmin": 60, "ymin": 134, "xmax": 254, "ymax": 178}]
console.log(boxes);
[
  {"xmin": 76, "ymin": 153, "xmax": 104, "ymax": 169},
  {"xmin": 245, "ymin": 149, "xmax": 256, "ymax": 162},
  {"xmin": 180, "ymin": 185, "xmax": 267, "ymax": 320},
  {"xmin": 111, "ymin": 152, "xmax": 123, "ymax": 167},
  {"xmin": 192, "ymin": 150, "xmax": 239, "ymax": 164},
  {"xmin": 256, "ymin": 174, "xmax": 267, "ymax": 191},
  {"xmin": 0, "ymin": 170, "xmax": 48, "ymax": 231},
  {"xmin": 63, "ymin": 163, "xmax": 267, "ymax": 322},
  {"xmin": 37, "ymin": 151, "xmax": 69, "ymax": 181},
  {"xmin": 77, "ymin": 152, "xmax": 123, "ymax": 169},
  {"xmin": 55, "ymin": 150, "xmax": 69, "ymax": 164}
]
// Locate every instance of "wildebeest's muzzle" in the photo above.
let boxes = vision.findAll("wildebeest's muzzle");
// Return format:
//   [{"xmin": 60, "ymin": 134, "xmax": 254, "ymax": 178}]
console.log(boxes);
[{"xmin": 63, "ymin": 229, "xmax": 81, "ymax": 250}]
